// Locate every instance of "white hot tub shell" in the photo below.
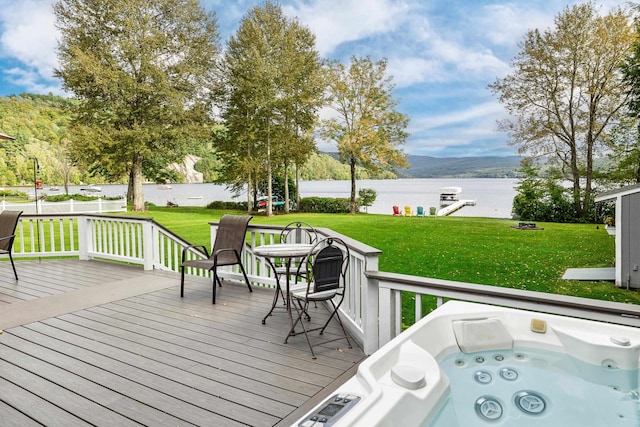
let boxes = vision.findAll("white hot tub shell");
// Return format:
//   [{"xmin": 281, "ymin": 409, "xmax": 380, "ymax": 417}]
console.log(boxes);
[{"xmin": 294, "ymin": 301, "xmax": 640, "ymax": 427}]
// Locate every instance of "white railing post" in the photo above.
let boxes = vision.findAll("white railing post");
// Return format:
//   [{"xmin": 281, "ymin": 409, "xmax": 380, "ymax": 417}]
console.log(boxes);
[
  {"xmin": 152, "ymin": 222, "xmax": 162, "ymax": 269},
  {"xmin": 142, "ymin": 220, "xmax": 154, "ymax": 270},
  {"xmin": 362, "ymin": 253, "xmax": 380, "ymax": 355},
  {"xmin": 78, "ymin": 216, "xmax": 90, "ymax": 260},
  {"xmin": 378, "ymin": 286, "xmax": 394, "ymax": 348}
]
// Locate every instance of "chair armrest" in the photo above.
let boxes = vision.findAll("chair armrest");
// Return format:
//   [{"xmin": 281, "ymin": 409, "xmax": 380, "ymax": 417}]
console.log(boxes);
[{"xmin": 181, "ymin": 244, "xmax": 208, "ymax": 262}]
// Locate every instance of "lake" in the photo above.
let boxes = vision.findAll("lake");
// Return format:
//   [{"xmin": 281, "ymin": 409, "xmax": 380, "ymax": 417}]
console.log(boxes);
[{"xmin": 31, "ymin": 178, "xmax": 519, "ymax": 219}]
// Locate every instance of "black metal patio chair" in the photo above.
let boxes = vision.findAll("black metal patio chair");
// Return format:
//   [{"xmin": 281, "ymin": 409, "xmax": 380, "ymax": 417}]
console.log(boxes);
[
  {"xmin": 286, "ymin": 237, "xmax": 352, "ymax": 359},
  {"xmin": 180, "ymin": 215, "xmax": 253, "ymax": 304},
  {"xmin": 0, "ymin": 210, "xmax": 23, "ymax": 280},
  {"xmin": 271, "ymin": 221, "xmax": 318, "ymax": 300}
]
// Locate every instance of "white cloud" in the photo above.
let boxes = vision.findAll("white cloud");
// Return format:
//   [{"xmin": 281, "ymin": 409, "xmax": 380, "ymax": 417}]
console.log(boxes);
[
  {"xmin": 0, "ymin": 0, "xmax": 58, "ymax": 79},
  {"xmin": 411, "ymin": 101, "xmax": 505, "ymax": 132},
  {"xmin": 386, "ymin": 56, "xmax": 446, "ymax": 87},
  {"xmin": 4, "ymin": 66, "xmax": 63, "ymax": 95},
  {"xmin": 478, "ymin": 4, "xmax": 555, "ymax": 47},
  {"xmin": 282, "ymin": 0, "xmax": 414, "ymax": 56}
]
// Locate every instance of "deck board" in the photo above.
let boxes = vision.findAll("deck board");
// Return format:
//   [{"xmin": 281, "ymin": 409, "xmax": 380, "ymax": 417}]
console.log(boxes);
[{"xmin": 0, "ymin": 259, "xmax": 366, "ymax": 426}]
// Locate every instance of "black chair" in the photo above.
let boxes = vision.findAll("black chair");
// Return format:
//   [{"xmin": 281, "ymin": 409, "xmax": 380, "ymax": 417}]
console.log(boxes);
[
  {"xmin": 286, "ymin": 237, "xmax": 352, "ymax": 359},
  {"xmin": 0, "ymin": 210, "xmax": 23, "ymax": 280},
  {"xmin": 180, "ymin": 215, "xmax": 253, "ymax": 304},
  {"xmin": 273, "ymin": 221, "xmax": 317, "ymax": 292}
]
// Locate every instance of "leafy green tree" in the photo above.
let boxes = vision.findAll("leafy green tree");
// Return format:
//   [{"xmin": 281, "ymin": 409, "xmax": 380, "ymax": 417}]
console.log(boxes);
[
  {"xmin": 490, "ymin": 3, "xmax": 634, "ymax": 220},
  {"xmin": 54, "ymin": 0, "xmax": 221, "ymax": 211},
  {"xmin": 358, "ymin": 188, "xmax": 377, "ymax": 213},
  {"xmin": 221, "ymin": 1, "xmax": 322, "ymax": 216},
  {"xmin": 601, "ymin": 118, "xmax": 640, "ymax": 185},
  {"xmin": 322, "ymin": 56, "xmax": 410, "ymax": 214},
  {"xmin": 619, "ymin": 10, "xmax": 640, "ymax": 185},
  {"xmin": 513, "ymin": 159, "xmax": 577, "ymax": 222}
]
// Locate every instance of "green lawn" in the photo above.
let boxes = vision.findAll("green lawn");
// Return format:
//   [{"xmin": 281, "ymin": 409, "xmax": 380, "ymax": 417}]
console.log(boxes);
[{"xmin": 129, "ymin": 206, "xmax": 631, "ymax": 306}]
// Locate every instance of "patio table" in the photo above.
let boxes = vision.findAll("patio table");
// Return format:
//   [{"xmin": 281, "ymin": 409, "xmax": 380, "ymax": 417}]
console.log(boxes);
[{"xmin": 254, "ymin": 243, "xmax": 314, "ymax": 332}]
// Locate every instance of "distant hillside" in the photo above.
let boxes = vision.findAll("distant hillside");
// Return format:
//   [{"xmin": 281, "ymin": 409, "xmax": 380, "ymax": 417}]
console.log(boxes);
[
  {"xmin": 403, "ymin": 155, "xmax": 523, "ymax": 178},
  {"xmin": 322, "ymin": 153, "xmax": 523, "ymax": 178}
]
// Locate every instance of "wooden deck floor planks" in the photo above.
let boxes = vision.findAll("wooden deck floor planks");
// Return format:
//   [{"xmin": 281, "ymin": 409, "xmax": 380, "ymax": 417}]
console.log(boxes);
[{"xmin": 0, "ymin": 259, "xmax": 365, "ymax": 426}]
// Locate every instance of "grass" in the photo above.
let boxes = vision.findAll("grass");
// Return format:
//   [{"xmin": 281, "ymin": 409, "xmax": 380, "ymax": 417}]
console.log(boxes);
[{"xmin": 125, "ymin": 206, "xmax": 633, "ymax": 327}]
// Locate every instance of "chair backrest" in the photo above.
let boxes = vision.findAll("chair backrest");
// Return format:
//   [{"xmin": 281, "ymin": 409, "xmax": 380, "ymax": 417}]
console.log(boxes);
[
  {"xmin": 308, "ymin": 238, "xmax": 349, "ymax": 294},
  {"xmin": 404, "ymin": 205, "xmax": 412, "ymax": 215},
  {"xmin": 211, "ymin": 215, "xmax": 252, "ymax": 256},
  {"xmin": 280, "ymin": 221, "xmax": 317, "ymax": 245},
  {"xmin": 392, "ymin": 206, "xmax": 401, "ymax": 215},
  {"xmin": 0, "ymin": 210, "xmax": 23, "ymax": 251},
  {"xmin": 416, "ymin": 206, "xmax": 424, "ymax": 215}
]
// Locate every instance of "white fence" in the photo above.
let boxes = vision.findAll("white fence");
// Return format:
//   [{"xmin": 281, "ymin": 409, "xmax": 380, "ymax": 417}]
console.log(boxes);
[
  {"xmin": 1, "ymin": 198, "xmax": 127, "ymax": 214},
  {"xmin": 9, "ymin": 214, "xmax": 640, "ymax": 356}
]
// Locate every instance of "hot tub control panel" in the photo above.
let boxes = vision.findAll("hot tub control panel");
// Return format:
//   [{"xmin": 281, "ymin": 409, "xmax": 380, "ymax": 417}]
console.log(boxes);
[{"xmin": 298, "ymin": 393, "xmax": 361, "ymax": 427}]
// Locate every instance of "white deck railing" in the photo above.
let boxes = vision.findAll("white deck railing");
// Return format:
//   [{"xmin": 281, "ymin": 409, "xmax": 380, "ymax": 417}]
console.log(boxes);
[{"xmin": 8, "ymin": 214, "xmax": 640, "ymax": 356}]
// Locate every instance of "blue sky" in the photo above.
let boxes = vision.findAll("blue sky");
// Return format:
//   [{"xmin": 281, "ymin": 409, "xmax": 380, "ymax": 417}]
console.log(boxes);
[{"xmin": 0, "ymin": 0, "xmax": 626, "ymax": 157}]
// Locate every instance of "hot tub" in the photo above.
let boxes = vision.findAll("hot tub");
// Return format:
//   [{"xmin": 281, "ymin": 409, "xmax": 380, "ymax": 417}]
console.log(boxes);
[{"xmin": 295, "ymin": 301, "xmax": 640, "ymax": 426}]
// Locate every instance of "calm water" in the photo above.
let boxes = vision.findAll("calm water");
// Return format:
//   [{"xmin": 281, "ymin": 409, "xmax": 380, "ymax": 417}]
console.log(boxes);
[{"xmin": 29, "ymin": 178, "xmax": 518, "ymax": 219}]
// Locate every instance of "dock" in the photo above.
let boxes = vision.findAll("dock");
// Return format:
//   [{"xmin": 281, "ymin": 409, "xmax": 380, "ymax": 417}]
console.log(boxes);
[{"xmin": 437, "ymin": 199, "xmax": 477, "ymax": 216}]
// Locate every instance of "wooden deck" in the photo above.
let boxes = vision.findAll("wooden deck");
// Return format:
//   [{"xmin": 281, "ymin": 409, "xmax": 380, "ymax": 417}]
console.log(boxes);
[{"xmin": 0, "ymin": 259, "xmax": 365, "ymax": 426}]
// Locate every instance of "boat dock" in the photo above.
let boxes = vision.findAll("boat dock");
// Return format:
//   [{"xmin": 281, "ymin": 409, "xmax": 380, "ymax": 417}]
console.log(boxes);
[
  {"xmin": 437, "ymin": 199, "xmax": 477, "ymax": 216},
  {"xmin": 436, "ymin": 186, "xmax": 476, "ymax": 216}
]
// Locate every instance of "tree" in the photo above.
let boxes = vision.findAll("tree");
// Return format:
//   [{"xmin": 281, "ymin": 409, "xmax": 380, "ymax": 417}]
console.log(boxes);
[
  {"xmin": 221, "ymin": 1, "xmax": 322, "ymax": 216},
  {"xmin": 602, "ymin": 118, "xmax": 640, "ymax": 185},
  {"xmin": 54, "ymin": 0, "xmax": 221, "ymax": 211},
  {"xmin": 322, "ymin": 56, "xmax": 409, "ymax": 214},
  {"xmin": 490, "ymin": 3, "xmax": 635, "ymax": 220},
  {"xmin": 619, "ymin": 10, "xmax": 640, "ymax": 185}
]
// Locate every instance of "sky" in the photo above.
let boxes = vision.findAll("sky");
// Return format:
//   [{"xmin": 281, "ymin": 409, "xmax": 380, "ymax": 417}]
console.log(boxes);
[{"xmin": 0, "ymin": 0, "xmax": 628, "ymax": 157}]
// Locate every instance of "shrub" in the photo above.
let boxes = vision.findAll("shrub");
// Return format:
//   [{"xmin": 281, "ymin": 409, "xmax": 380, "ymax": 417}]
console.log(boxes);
[
  {"xmin": 206, "ymin": 200, "xmax": 248, "ymax": 210},
  {"xmin": 0, "ymin": 189, "xmax": 29, "ymax": 199},
  {"xmin": 298, "ymin": 197, "xmax": 353, "ymax": 213},
  {"xmin": 45, "ymin": 193, "xmax": 123, "ymax": 202}
]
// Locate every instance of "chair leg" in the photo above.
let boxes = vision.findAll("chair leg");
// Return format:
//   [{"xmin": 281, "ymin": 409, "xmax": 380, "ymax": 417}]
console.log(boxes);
[
  {"xmin": 287, "ymin": 299, "xmax": 316, "ymax": 359},
  {"xmin": 238, "ymin": 262, "xmax": 252, "ymax": 293},
  {"xmin": 320, "ymin": 301, "xmax": 352, "ymax": 349},
  {"xmin": 212, "ymin": 274, "xmax": 217, "ymax": 304},
  {"xmin": 9, "ymin": 252, "xmax": 17, "ymax": 280},
  {"xmin": 180, "ymin": 266, "xmax": 185, "ymax": 297}
]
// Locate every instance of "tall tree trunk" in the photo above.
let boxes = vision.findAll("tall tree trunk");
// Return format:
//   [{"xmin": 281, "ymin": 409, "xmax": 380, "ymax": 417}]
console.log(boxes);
[
  {"xmin": 247, "ymin": 179, "xmax": 253, "ymax": 214},
  {"xmin": 127, "ymin": 169, "xmax": 134, "ymax": 205},
  {"xmin": 266, "ymin": 121, "xmax": 273, "ymax": 217},
  {"xmin": 350, "ymin": 156, "xmax": 357, "ymax": 214},
  {"xmin": 295, "ymin": 162, "xmax": 300, "ymax": 210},
  {"xmin": 584, "ymin": 130, "xmax": 594, "ymax": 219},
  {"xmin": 131, "ymin": 153, "xmax": 145, "ymax": 212},
  {"xmin": 284, "ymin": 158, "xmax": 290, "ymax": 214}
]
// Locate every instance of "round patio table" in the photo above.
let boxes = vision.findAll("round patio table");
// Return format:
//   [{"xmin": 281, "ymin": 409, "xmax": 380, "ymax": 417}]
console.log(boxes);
[{"xmin": 254, "ymin": 243, "xmax": 314, "ymax": 332}]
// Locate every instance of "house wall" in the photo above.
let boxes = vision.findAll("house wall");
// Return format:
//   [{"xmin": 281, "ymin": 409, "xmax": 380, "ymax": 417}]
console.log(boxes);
[{"xmin": 622, "ymin": 193, "xmax": 640, "ymax": 288}]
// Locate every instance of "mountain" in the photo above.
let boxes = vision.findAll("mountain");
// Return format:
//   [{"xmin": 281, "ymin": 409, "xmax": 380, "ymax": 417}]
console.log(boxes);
[
  {"xmin": 322, "ymin": 153, "xmax": 523, "ymax": 178},
  {"xmin": 402, "ymin": 155, "xmax": 523, "ymax": 178}
]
